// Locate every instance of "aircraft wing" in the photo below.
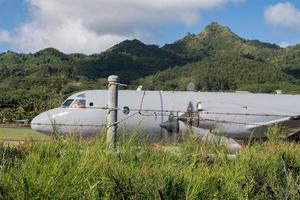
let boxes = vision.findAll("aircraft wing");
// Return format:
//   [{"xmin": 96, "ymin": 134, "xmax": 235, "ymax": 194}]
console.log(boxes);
[
  {"xmin": 179, "ymin": 121, "xmax": 242, "ymax": 153},
  {"xmin": 180, "ymin": 115, "xmax": 300, "ymax": 153},
  {"xmin": 246, "ymin": 115, "xmax": 300, "ymax": 137}
]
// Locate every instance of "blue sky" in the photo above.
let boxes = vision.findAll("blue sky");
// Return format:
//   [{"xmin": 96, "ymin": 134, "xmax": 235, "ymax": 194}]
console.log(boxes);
[
  {"xmin": 0, "ymin": 0, "xmax": 300, "ymax": 54},
  {"xmin": 157, "ymin": 0, "xmax": 300, "ymax": 46},
  {"xmin": 0, "ymin": 0, "xmax": 28, "ymax": 51}
]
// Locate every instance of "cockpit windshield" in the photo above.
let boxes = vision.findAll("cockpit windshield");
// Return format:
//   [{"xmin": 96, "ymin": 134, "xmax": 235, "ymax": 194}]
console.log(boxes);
[
  {"xmin": 62, "ymin": 98, "xmax": 86, "ymax": 108},
  {"xmin": 62, "ymin": 99, "xmax": 74, "ymax": 108},
  {"xmin": 70, "ymin": 99, "xmax": 86, "ymax": 108}
]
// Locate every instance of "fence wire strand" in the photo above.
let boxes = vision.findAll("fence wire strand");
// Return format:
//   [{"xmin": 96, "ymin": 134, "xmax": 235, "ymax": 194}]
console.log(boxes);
[{"xmin": 1, "ymin": 82, "xmax": 299, "ymax": 129}]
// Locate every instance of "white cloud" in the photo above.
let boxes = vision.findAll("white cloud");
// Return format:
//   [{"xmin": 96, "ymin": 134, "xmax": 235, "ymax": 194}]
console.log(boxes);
[
  {"xmin": 265, "ymin": 2, "xmax": 300, "ymax": 31},
  {"xmin": 3, "ymin": 0, "xmax": 244, "ymax": 54},
  {"xmin": 278, "ymin": 41, "xmax": 298, "ymax": 48},
  {"xmin": 16, "ymin": 19, "xmax": 128, "ymax": 54},
  {"xmin": 0, "ymin": 30, "xmax": 11, "ymax": 43},
  {"xmin": 279, "ymin": 42, "xmax": 291, "ymax": 48}
]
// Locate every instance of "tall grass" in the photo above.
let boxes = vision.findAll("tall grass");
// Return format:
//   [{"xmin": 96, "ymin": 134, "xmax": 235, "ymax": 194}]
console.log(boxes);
[{"xmin": 0, "ymin": 127, "xmax": 300, "ymax": 199}]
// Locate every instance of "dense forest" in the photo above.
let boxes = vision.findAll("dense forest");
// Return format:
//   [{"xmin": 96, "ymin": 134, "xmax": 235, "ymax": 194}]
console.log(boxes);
[{"xmin": 1, "ymin": 22, "xmax": 300, "ymax": 121}]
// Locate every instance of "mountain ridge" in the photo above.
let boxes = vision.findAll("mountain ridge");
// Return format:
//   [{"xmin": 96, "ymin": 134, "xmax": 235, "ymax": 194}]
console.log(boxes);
[
  {"xmin": 0, "ymin": 22, "xmax": 287, "ymax": 56},
  {"xmin": 1, "ymin": 22, "xmax": 299, "ymax": 87},
  {"xmin": 1, "ymin": 22, "xmax": 300, "ymax": 120}
]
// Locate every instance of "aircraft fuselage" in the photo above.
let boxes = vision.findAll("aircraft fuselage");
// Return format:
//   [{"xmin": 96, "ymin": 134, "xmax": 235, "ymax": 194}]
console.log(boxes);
[{"xmin": 31, "ymin": 90, "xmax": 300, "ymax": 139}]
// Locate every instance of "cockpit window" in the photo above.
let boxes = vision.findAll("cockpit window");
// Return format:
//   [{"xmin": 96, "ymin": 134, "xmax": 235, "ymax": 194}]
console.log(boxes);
[
  {"xmin": 62, "ymin": 99, "xmax": 74, "ymax": 107},
  {"xmin": 77, "ymin": 93, "xmax": 86, "ymax": 98},
  {"xmin": 71, "ymin": 99, "xmax": 86, "ymax": 108}
]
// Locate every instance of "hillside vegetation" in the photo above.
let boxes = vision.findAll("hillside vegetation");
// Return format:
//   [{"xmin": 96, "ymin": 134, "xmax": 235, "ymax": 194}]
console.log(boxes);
[
  {"xmin": 1, "ymin": 22, "xmax": 300, "ymax": 121},
  {"xmin": 137, "ymin": 22, "xmax": 300, "ymax": 92}
]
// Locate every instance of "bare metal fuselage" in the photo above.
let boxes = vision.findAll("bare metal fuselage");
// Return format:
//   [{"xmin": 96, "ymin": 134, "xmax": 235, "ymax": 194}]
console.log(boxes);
[{"xmin": 31, "ymin": 90, "xmax": 300, "ymax": 139}]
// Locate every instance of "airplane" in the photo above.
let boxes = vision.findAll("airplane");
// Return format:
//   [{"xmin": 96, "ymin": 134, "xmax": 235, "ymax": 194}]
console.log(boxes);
[{"xmin": 31, "ymin": 89, "xmax": 300, "ymax": 152}]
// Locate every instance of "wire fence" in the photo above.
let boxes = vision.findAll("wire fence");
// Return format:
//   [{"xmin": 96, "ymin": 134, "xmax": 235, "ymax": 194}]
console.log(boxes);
[
  {"xmin": 1, "ymin": 81, "xmax": 299, "ymax": 129},
  {"xmin": 2, "ymin": 102, "xmax": 299, "ymax": 128},
  {"xmin": 27, "ymin": 111, "xmax": 297, "ymax": 128},
  {"xmin": 70, "ymin": 106, "xmax": 298, "ymax": 118}
]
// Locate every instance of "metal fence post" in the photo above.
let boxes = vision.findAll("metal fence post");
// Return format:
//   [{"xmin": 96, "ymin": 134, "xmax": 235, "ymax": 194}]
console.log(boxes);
[{"xmin": 107, "ymin": 75, "xmax": 119, "ymax": 149}]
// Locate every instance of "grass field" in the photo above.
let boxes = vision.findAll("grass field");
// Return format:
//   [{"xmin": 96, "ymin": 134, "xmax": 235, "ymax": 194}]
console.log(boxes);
[
  {"xmin": 0, "ymin": 127, "xmax": 299, "ymax": 199},
  {"xmin": 0, "ymin": 128, "xmax": 49, "ymax": 140}
]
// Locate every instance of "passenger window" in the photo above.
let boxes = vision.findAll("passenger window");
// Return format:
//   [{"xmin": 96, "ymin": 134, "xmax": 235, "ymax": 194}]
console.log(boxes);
[
  {"xmin": 71, "ymin": 99, "xmax": 86, "ymax": 108},
  {"xmin": 62, "ymin": 99, "xmax": 74, "ymax": 108}
]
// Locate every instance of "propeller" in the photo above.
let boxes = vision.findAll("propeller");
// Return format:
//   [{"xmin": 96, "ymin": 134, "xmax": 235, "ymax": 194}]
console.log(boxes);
[
  {"xmin": 160, "ymin": 101, "xmax": 195, "ymax": 137},
  {"xmin": 159, "ymin": 102, "xmax": 241, "ymax": 153},
  {"xmin": 159, "ymin": 113, "xmax": 179, "ymax": 136},
  {"xmin": 177, "ymin": 101, "xmax": 196, "ymax": 126}
]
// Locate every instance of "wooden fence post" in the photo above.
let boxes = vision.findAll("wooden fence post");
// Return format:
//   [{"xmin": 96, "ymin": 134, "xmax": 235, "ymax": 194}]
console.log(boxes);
[{"xmin": 107, "ymin": 75, "xmax": 119, "ymax": 149}]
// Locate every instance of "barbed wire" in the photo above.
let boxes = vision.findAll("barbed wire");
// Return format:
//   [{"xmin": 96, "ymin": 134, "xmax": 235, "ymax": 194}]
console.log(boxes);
[
  {"xmin": 1, "ymin": 80, "xmax": 300, "ymax": 129},
  {"xmin": 192, "ymin": 111, "xmax": 297, "ymax": 118},
  {"xmin": 27, "ymin": 114, "xmax": 294, "ymax": 128},
  {"xmin": 2, "ymin": 105, "xmax": 298, "ymax": 128},
  {"xmin": 195, "ymin": 117, "xmax": 270, "ymax": 127},
  {"xmin": 30, "ymin": 122, "xmax": 105, "ymax": 127},
  {"xmin": 79, "ymin": 106, "xmax": 298, "ymax": 118},
  {"xmin": 26, "ymin": 118, "xmax": 265, "ymax": 128},
  {"xmin": 108, "ymin": 112, "xmax": 140, "ymax": 127}
]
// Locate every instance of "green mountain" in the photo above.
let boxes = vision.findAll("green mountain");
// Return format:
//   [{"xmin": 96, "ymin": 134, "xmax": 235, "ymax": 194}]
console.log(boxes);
[
  {"xmin": 1, "ymin": 22, "xmax": 300, "ymax": 121},
  {"xmin": 138, "ymin": 22, "xmax": 299, "ymax": 92},
  {"xmin": 162, "ymin": 22, "xmax": 280, "ymax": 61},
  {"xmin": 76, "ymin": 39, "xmax": 185, "ymax": 83}
]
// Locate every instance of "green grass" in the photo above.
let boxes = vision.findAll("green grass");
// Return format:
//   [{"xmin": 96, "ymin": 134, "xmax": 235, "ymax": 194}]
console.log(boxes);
[
  {"xmin": 0, "ymin": 128, "xmax": 299, "ymax": 199},
  {"xmin": 0, "ymin": 128, "xmax": 49, "ymax": 140}
]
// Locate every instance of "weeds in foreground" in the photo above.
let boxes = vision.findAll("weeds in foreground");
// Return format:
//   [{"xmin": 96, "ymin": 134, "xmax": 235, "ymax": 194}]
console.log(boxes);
[{"xmin": 0, "ymin": 128, "xmax": 300, "ymax": 199}]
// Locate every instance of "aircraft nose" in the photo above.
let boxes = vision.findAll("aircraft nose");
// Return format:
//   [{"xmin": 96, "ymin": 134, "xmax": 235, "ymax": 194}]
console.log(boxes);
[{"xmin": 31, "ymin": 112, "xmax": 53, "ymax": 135}]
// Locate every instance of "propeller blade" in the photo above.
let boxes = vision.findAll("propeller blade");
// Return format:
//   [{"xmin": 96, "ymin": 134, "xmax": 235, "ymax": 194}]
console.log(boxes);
[{"xmin": 159, "ymin": 113, "xmax": 179, "ymax": 135}]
